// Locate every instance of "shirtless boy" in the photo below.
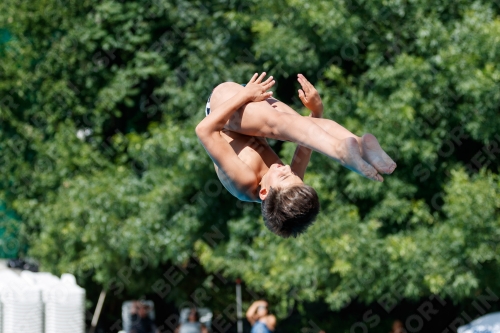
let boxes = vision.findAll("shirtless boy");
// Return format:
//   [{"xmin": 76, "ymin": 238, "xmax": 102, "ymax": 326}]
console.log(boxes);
[{"xmin": 195, "ymin": 72, "xmax": 396, "ymax": 238}]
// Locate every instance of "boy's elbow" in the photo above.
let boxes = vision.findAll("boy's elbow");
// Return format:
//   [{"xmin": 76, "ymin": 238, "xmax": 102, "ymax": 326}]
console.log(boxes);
[{"xmin": 195, "ymin": 123, "xmax": 208, "ymax": 138}]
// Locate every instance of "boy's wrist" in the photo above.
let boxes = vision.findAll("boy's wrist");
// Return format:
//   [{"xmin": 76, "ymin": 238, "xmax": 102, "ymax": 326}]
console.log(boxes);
[
  {"xmin": 310, "ymin": 107, "xmax": 323, "ymax": 118},
  {"xmin": 241, "ymin": 88, "xmax": 254, "ymax": 103}
]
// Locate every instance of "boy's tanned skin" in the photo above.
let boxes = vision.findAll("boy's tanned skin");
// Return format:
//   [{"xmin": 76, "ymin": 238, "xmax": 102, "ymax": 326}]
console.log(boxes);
[{"xmin": 195, "ymin": 72, "xmax": 396, "ymax": 203}]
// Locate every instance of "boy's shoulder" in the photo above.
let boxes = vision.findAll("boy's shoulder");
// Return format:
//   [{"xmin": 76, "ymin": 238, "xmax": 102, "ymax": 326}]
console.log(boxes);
[{"xmin": 215, "ymin": 164, "xmax": 260, "ymax": 202}]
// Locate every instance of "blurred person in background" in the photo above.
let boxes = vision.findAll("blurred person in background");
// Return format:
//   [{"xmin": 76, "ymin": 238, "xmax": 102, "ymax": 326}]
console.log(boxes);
[
  {"xmin": 130, "ymin": 300, "xmax": 156, "ymax": 333},
  {"xmin": 246, "ymin": 300, "xmax": 276, "ymax": 333},
  {"xmin": 389, "ymin": 320, "xmax": 407, "ymax": 333},
  {"xmin": 177, "ymin": 308, "xmax": 208, "ymax": 333}
]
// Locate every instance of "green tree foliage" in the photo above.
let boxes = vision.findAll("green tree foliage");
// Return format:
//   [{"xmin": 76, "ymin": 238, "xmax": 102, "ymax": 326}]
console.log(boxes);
[
  {"xmin": 0, "ymin": 199, "xmax": 20, "ymax": 258},
  {"xmin": 1, "ymin": 0, "xmax": 499, "ymax": 329}
]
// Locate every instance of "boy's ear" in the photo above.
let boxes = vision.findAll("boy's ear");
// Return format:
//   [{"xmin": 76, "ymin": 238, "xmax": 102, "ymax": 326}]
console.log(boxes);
[{"xmin": 259, "ymin": 187, "xmax": 268, "ymax": 201}]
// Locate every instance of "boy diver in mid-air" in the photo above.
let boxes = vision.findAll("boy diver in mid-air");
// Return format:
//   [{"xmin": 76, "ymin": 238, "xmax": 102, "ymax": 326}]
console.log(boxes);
[{"xmin": 196, "ymin": 72, "xmax": 396, "ymax": 238}]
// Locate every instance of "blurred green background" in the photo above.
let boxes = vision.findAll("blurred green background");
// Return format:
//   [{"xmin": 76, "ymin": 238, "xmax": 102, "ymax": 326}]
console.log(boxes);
[{"xmin": 1, "ymin": 0, "xmax": 500, "ymax": 332}]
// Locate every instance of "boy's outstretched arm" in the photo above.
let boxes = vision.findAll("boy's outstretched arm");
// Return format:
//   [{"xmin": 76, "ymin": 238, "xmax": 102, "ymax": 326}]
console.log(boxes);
[{"xmin": 290, "ymin": 74, "xmax": 323, "ymax": 180}]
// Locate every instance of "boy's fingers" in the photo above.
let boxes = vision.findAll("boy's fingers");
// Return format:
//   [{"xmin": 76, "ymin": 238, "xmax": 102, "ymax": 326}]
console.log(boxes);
[
  {"xmin": 304, "ymin": 77, "xmax": 315, "ymax": 90},
  {"xmin": 262, "ymin": 75, "xmax": 274, "ymax": 84},
  {"xmin": 299, "ymin": 73, "xmax": 314, "ymax": 90},
  {"xmin": 263, "ymin": 80, "xmax": 275, "ymax": 90},
  {"xmin": 299, "ymin": 73, "xmax": 311, "ymax": 84},
  {"xmin": 298, "ymin": 77, "xmax": 310, "ymax": 92},
  {"xmin": 298, "ymin": 73, "xmax": 309, "ymax": 84},
  {"xmin": 255, "ymin": 72, "xmax": 267, "ymax": 83},
  {"xmin": 257, "ymin": 91, "xmax": 273, "ymax": 101},
  {"xmin": 298, "ymin": 89, "xmax": 306, "ymax": 101},
  {"xmin": 248, "ymin": 73, "xmax": 258, "ymax": 84}
]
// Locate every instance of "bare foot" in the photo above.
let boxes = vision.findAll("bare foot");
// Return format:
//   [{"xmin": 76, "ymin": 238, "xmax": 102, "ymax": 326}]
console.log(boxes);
[
  {"xmin": 361, "ymin": 133, "xmax": 397, "ymax": 174},
  {"xmin": 338, "ymin": 137, "xmax": 384, "ymax": 182}
]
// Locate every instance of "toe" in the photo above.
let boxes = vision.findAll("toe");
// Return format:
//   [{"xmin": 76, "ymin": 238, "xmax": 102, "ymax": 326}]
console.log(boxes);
[{"xmin": 388, "ymin": 163, "xmax": 397, "ymax": 174}]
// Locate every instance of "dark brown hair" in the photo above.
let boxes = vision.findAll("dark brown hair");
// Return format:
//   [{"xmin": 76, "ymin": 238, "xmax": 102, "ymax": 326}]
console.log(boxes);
[
  {"xmin": 261, "ymin": 185, "xmax": 320, "ymax": 238},
  {"xmin": 188, "ymin": 308, "xmax": 200, "ymax": 321}
]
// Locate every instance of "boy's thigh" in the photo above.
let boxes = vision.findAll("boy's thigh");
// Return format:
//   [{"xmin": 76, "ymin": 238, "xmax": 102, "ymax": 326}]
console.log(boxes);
[
  {"xmin": 210, "ymin": 82, "xmax": 302, "ymax": 138},
  {"xmin": 264, "ymin": 97, "xmax": 302, "ymax": 116},
  {"xmin": 211, "ymin": 82, "xmax": 301, "ymax": 116}
]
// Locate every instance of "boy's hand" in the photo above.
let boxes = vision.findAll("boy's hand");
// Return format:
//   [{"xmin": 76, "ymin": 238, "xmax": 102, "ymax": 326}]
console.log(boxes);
[
  {"xmin": 245, "ymin": 72, "xmax": 275, "ymax": 102},
  {"xmin": 297, "ymin": 73, "xmax": 323, "ymax": 117},
  {"xmin": 256, "ymin": 300, "xmax": 268, "ymax": 307}
]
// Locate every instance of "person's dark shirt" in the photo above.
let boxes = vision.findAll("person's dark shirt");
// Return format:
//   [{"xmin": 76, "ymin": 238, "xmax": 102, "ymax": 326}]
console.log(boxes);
[{"xmin": 130, "ymin": 314, "xmax": 155, "ymax": 333}]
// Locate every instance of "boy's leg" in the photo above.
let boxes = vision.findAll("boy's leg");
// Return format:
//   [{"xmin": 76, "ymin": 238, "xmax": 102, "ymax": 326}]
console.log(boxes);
[
  {"xmin": 210, "ymin": 82, "xmax": 395, "ymax": 175},
  {"xmin": 211, "ymin": 82, "xmax": 329, "ymax": 141},
  {"xmin": 265, "ymin": 97, "xmax": 361, "ymax": 141},
  {"xmin": 211, "ymin": 82, "xmax": 346, "ymax": 140},
  {"xmin": 266, "ymin": 98, "xmax": 396, "ymax": 174},
  {"xmin": 210, "ymin": 82, "xmax": 384, "ymax": 181}
]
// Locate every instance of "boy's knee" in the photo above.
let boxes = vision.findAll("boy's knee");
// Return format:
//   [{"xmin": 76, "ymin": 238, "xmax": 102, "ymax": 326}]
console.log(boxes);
[
  {"xmin": 211, "ymin": 82, "xmax": 245, "ymax": 109},
  {"xmin": 213, "ymin": 82, "xmax": 243, "ymax": 97}
]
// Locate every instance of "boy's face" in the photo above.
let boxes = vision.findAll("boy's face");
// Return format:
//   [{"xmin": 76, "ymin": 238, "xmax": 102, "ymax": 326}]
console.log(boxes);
[{"xmin": 259, "ymin": 163, "xmax": 303, "ymax": 200}]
